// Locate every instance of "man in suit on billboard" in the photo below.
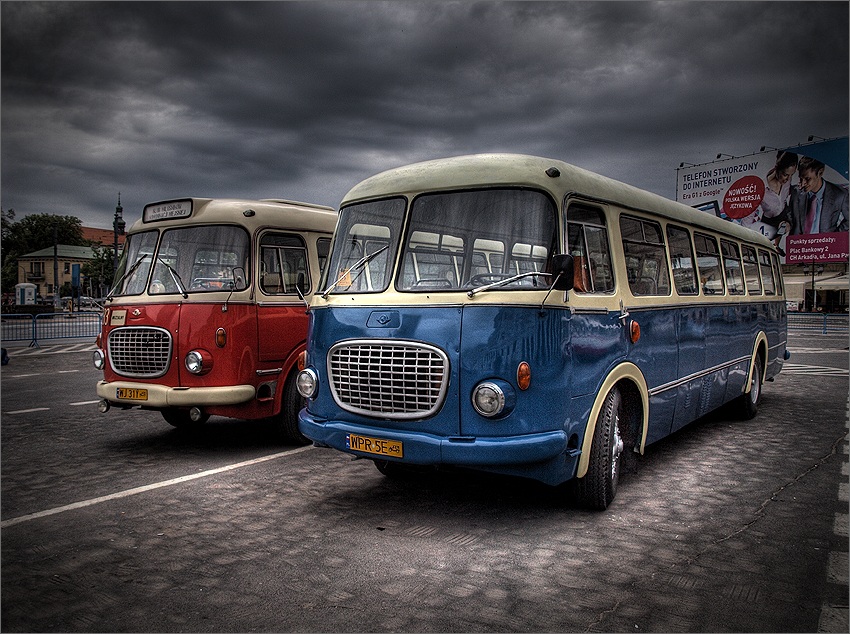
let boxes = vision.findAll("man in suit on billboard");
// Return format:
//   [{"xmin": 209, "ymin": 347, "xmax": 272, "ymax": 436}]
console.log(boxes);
[{"xmin": 782, "ymin": 156, "xmax": 848, "ymax": 235}]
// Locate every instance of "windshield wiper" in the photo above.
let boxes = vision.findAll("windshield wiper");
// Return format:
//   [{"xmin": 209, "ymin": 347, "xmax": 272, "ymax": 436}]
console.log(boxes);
[
  {"xmin": 105, "ymin": 254, "xmax": 149, "ymax": 302},
  {"xmin": 156, "ymin": 256, "xmax": 188, "ymax": 299},
  {"xmin": 467, "ymin": 271, "xmax": 551, "ymax": 297},
  {"xmin": 321, "ymin": 244, "xmax": 389, "ymax": 299}
]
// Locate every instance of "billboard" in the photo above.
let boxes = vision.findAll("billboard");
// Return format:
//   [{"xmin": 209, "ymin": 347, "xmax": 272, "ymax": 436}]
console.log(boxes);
[{"xmin": 676, "ymin": 137, "xmax": 848, "ymax": 264}]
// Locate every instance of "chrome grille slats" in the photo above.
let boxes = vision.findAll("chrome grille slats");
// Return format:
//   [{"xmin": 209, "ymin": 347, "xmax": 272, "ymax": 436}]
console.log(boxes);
[
  {"xmin": 328, "ymin": 340, "xmax": 449, "ymax": 420},
  {"xmin": 107, "ymin": 327, "xmax": 172, "ymax": 378}
]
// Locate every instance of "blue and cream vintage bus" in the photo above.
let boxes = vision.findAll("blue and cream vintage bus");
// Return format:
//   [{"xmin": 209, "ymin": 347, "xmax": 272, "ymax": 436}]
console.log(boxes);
[{"xmin": 296, "ymin": 154, "xmax": 788, "ymax": 509}]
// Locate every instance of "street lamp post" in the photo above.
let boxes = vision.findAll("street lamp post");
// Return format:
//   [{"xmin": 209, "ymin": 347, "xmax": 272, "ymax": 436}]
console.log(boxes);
[{"xmin": 112, "ymin": 194, "xmax": 126, "ymax": 277}]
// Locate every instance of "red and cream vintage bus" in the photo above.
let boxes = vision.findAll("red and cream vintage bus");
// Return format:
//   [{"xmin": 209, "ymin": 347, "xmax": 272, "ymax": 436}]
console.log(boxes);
[{"xmin": 94, "ymin": 197, "xmax": 336, "ymax": 442}]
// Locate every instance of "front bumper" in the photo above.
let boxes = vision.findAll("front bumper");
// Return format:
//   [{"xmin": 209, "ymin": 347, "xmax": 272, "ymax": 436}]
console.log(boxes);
[
  {"xmin": 299, "ymin": 410, "xmax": 568, "ymax": 467},
  {"xmin": 97, "ymin": 380, "xmax": 255, "ymax": 408}
]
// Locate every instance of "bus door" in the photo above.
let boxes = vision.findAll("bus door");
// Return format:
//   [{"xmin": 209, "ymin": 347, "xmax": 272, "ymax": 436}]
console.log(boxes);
[
  {"xmin": 256, "ymin": 232, "xmax": 312, "ymax": 363},
  {"xmin": 618, "ymin": 215, "xmax": 677, "ymax": 441},
  {"xmin": 693, "ymin": 232, "xmax": 730, "ymax": 417},
  {"xmin": 667, "ymin": 224, "xmax": 706, "ymax": 434}
]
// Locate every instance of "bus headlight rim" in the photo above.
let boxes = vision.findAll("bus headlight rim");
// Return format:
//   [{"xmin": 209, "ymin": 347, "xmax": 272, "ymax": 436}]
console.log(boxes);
[
  {"xmin": 93, "ymin": 349, "xmax": 106, "ymax": 370},
  {"xmin": 472, "ymin": 381, "xmax": 506, "ymax": 418},
  {"xmin": 185, "ymin": 349, "xmax": 213, "ymax": 375},
  {"xmin": 296, "ymin": 368, "xmax": 319, "ymax": 399}
]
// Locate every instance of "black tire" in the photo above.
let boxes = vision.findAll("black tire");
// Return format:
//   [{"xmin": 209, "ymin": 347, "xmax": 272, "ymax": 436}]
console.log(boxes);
[
  {"xmin": 737, "ymin": 356, "xmax": 763, "ymax": 420},
  {"xmin": 274, "ymin": 372, "xmax": 309, "ymax": 445},
  {"xmin": 161, "ymin": 408, "xmax": 209, "ymax": 428},
  {"xmin": 572, "ymin": 387, "xmax": 624, "ymax": 510}
]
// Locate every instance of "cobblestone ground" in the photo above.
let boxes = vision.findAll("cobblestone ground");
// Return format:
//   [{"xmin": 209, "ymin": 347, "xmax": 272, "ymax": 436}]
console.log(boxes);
[{"xmin": 1, "ymin": 348, "xmax": 847, "ymax": 632}]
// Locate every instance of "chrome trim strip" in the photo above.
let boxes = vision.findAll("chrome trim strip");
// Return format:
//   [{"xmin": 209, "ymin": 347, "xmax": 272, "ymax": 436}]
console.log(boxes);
[{"xmin": 648, "ymin": 355, "xmax": 751, "ymax": 396}]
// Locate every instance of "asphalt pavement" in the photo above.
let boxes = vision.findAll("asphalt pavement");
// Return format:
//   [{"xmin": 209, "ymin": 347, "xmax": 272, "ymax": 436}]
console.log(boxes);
[{"xmin": 1, "ymin": 334, "xmax": 847, "ymax": 632}]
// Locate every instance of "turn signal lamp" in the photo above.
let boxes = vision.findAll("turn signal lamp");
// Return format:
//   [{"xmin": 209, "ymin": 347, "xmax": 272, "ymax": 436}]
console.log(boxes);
[
  {"xmin": 215, "ymin": 328, "xmax": 227, "ymax": 348},
  {"xmin": 517, "ymin": 362, "xmax": 531, "ymax": 390},
  {"xmin": 629, "ymin": 320, "xmax": 641, "ymax": 344}
]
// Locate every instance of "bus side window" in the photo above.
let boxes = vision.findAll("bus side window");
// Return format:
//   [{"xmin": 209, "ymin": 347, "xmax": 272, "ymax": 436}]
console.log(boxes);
[
  {"xmin": 666, "ymin": 225, "xmax": 698, "ymax": 295},
  {"xmin": 758, "ymin": 249, "xmax": 776, "ymax": 295},
  {"xmin": 742, "ymin": 245, "xmax": 762, "ymax": 295},
  {"xmin": 317, "ymin": 238, "xmax": 331, "ymax": 277},
  {"xmin": 260, "ymin": 233, "xmax": 308, "ymax": 295},
  {"xmin": 619, "ymin": 215, "xmax": 670, "ymax": 296},
  {"xmin": 566, "ymin": 205, "xmax": 613, "ymax": 293},
  {"xmin": 721, "ymin": 239, "xmax": 745, "ymax": 295},
  {"xmin": 770, "ymin": 252, "xmax": 784, "ymax": 296},
  {"xmin": 694, "ymin": 232, "xmax": 725, "ymax": 296}
]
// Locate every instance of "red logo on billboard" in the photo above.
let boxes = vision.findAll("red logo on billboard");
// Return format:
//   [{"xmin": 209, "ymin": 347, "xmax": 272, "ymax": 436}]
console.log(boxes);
[{"xmin": 722, "ymin": 176, "xmax": 765, "ymax": 219}]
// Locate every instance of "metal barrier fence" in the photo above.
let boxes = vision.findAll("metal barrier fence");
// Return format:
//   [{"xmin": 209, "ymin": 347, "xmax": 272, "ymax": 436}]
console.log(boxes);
[
  {"xmin": 1, "ymin": 312, "xmax": 102, "ymax": 348},
  {"xmin": 2, "ymin": 310, "xmax": 846, "ymax": 348},
  {"xmin": 787, "ymin": 312, "xmax": 849, "ymax": 334}
]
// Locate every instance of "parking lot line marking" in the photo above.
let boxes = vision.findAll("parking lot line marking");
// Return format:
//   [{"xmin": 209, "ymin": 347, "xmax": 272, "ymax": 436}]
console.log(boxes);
[
  {"xmin": 6, "ymin": 408, "xmax": 50, "ymax": 415},
  {"xmin": 0, "ymin": 445, "xmax": 314, "ymax": 529},
  {"xmin": 70, "ymin": 400, "xmax": 100, "ymax": 406},
  {"xmin": 3, "ymin": 373, "xmax": 40, "ymax": 379},
  {"xmin": 57, "ymin": 370, "xmax": 79, "ymax": 374}
]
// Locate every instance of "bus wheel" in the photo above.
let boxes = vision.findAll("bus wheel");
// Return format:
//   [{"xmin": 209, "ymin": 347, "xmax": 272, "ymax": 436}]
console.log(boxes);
[
  {"xmin": 275, "ymin": 372, "xmax": 309, "ymax": 445},
  {"xmin": 161, "ymin": 408, "xmax": 209, "ymax": 428},
  {"xmin": 737, "ymin": 356, "xmax": 763, "ymax": 420},
  {"xmin": 573, "ymin": 387, "xmax": 624, "ymax": 510}
]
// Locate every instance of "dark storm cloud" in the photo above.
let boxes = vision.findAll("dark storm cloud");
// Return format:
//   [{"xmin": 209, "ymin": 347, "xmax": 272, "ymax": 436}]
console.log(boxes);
[{"xmin": 1, "ymin": 1, "xmax": 847, "ymax": 228}]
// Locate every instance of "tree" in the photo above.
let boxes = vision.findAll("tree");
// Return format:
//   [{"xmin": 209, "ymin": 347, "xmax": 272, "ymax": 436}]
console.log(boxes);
[
  {"xmin": 1, "ymin": 212, "xmax": 87, "ymax": 293},
  {"xmin": 81, "ymin": 244, "xmax": 117, "ymax": 296}
]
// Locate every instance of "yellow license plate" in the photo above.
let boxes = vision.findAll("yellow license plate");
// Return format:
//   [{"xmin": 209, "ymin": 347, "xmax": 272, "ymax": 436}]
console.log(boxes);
[
  {"xmin": 116, "ymin": 387, "xmax": 148, "ymax": 401},
  {"xmin": 347, "ymin": 433, "xmax": 403, "ymax": 458}
]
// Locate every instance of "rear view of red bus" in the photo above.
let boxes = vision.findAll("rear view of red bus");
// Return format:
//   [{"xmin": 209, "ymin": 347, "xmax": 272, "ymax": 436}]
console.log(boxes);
[{"xmin": 94, "ymin": 197, "xmax": 336, "ymax": 442}]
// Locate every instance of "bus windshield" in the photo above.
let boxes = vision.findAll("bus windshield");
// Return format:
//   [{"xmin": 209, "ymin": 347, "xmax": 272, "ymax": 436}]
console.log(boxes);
[
  {"xmin": 400, "ymin": 189, "xmax": 557, "ymax": 291},
  {"xmin": 113, "ymin": 225, "xmax": 250, "ymax": 296}
]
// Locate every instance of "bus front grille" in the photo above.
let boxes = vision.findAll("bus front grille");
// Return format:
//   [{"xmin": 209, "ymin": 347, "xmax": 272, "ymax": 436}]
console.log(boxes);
[
  {"xmin": 108, "ymin": 327, "xmax": 172, "ymax": 378},
  {"xmin": 328, "ymin": 340, "xmax": 449, "ymax": 420}
]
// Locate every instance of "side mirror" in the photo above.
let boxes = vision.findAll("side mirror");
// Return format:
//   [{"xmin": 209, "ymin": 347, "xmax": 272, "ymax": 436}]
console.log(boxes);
[
  {"xmin": 551, "ymin": 254, "xmax": 575, "ymax": 291},
  {"xmin": 232, "ymin": 266, "xmax": 247, "ymax": 291}
]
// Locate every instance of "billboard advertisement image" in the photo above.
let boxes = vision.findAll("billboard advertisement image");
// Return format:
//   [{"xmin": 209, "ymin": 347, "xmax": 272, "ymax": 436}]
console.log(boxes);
[{"xmin": 676, "ymin": 137, "xmax": 848, "ymax": 264}]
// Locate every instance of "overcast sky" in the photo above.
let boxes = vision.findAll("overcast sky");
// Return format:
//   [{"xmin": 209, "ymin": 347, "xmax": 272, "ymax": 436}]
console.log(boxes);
[{"xmin": 2, "ymin": 1, "xmax": 848, "ymax": 230}]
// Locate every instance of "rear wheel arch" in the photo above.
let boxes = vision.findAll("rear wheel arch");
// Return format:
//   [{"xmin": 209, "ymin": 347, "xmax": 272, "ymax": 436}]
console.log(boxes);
[{"xmin": 747, "ymin": 332, "xmax": 768, "ymax": 392}]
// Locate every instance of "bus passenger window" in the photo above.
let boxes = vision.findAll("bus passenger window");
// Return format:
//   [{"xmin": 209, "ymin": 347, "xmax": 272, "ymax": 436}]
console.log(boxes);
[
  {"xmin": 317, "ymin": 238, "xmax": 331, "ymax": 276},
  {"xmin": 667, "ymin": 225, "xmax": 698, "ymax": 295},
  {"xmin": 619, "ymin": 216, "xmax": 670, "ymax": 296},
  {"xmin": 742, "ymin": 245, "xmax": 761, "ymax": 295},
  {"xmin": 758, "ymin": 249, "xmax": 776, "ymax": 295},
  {"xmin": 260, "ymin": 233, "xmax": 310, "ymax": 295},
  {"xmin": 567, "ymin": 206, "xmax": 613, "ymax": 293},
  {"xmin": 771, "ymin": 253, "xmax": 784, "ymax": 296},
  {"xmin": 694, "ymin": 232, "xmax": 725, "ymax": 296},
  {"xmin": 721, "ymin": 240, "xmax": 745, "ymax": 295}
]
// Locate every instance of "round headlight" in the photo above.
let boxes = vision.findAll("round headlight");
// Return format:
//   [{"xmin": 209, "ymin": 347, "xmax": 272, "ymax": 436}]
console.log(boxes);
[
  {"xmin": 296, "ymin": 368, "xmax": 319, "ymax": 399},
  {"xmin": 185, "ymin": 350, "xmax": 212, "ymax": 374},
  {"xmin": 93, "ymin": 349, "xmax": 105, "ymax": 370},
  {"xmin": 472, "ymin": 381, "xmax": 505, "ymax": 417}
]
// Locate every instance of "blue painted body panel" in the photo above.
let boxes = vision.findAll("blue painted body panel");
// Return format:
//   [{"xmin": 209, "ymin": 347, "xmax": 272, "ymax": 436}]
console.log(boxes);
[{"xmin": 299, "ymin": 299, "xmax": 786, "ymax": 486}]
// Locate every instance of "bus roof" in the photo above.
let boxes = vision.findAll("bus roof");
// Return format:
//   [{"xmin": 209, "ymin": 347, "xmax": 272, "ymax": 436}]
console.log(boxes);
[
  {"xmin": 126, "ymin": 197, "xmax": 337, "ymax": 235},
  {"xmin": 341, "ymin": 153, "xmax": 776, "ymax": 249}
]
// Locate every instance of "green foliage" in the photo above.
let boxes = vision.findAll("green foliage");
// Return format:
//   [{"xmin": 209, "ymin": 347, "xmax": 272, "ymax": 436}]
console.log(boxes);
[
  {"xmin": 81, "ymin": 244, "xmax": 117, "ymax": 292},
  {"xmin": 1, "ymin": 210, "xmax": 88, "ymax": 293}
]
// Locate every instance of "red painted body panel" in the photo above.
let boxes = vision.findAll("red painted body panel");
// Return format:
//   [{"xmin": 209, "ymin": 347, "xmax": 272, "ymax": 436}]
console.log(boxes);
[{"xmin": 101, "ymin": 301, "xmax": 307, "ymax": 420}]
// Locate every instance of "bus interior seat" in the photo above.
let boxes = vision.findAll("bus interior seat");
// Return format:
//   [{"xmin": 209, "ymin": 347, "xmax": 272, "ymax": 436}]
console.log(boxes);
[{"xmin": 262, "ymin": 273, "xmax": 283, "ymax": 294}]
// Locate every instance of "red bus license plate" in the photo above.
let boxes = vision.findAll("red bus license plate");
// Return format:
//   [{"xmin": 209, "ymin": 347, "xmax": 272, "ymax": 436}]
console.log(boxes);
[{"xmin": 116, "ymin": 387, "xmax": 148, "ymax": 401}]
